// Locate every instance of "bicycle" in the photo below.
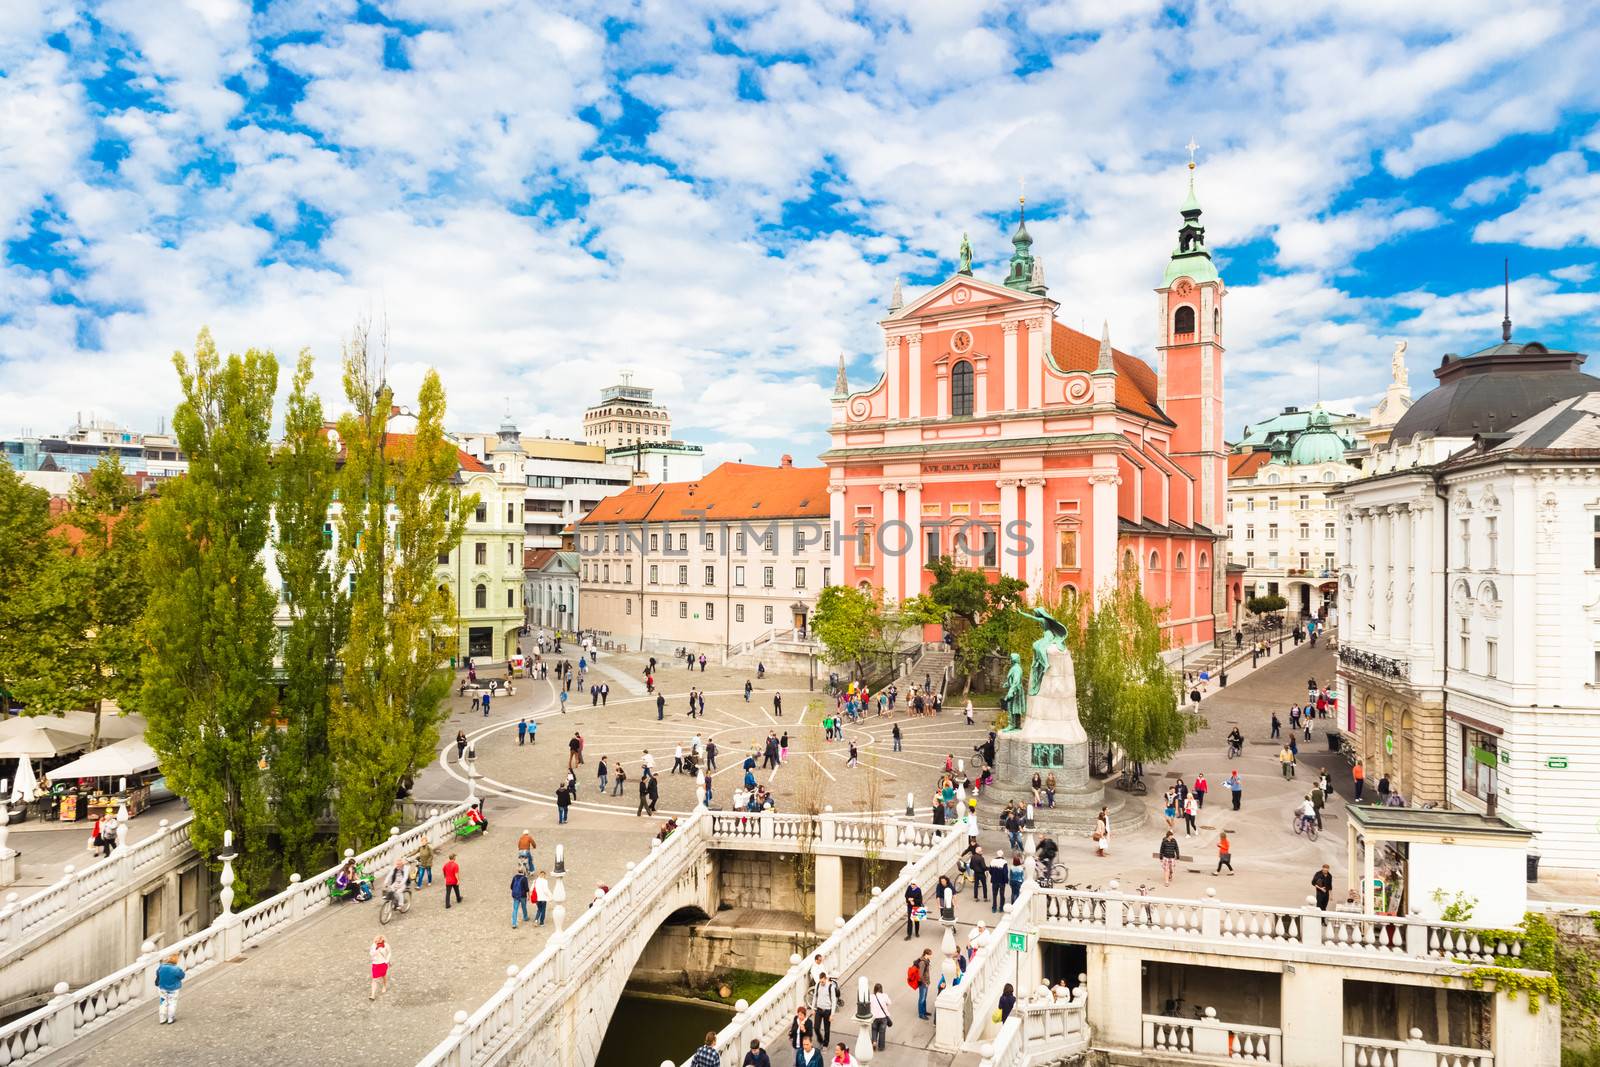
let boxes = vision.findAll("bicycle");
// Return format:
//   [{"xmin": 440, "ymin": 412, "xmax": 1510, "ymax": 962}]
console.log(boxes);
[
  {"xmin": 379, "ymin": 887, "xmax": 412, "ymax": 925},
  {"xmin": 1036, "ymin": 862, "xmax": 1070, "ymax": 889},
  {"xmin": 1291, "ymin": 813, "xmax": 1319, "ymax": 842},
  {"xmin": 1115, "ymin": 767, "xmax": 1148, "ymax": 795}
]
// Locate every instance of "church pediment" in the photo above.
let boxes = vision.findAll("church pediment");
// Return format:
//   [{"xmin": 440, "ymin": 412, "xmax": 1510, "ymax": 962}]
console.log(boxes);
[{"xmin": 887, "ymin": 275, "xmax": 1040, "ymax": 323}]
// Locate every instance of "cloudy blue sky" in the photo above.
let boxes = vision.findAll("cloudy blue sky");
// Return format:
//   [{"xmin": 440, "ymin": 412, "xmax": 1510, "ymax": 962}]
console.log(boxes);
[{"xmin": 4, "ymin": 1, "xmax": 1600, "ymax": 466}]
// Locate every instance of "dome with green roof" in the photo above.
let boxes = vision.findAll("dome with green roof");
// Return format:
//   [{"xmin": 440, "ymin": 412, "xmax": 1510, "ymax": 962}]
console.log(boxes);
[{"xmin": 1287, "ymin": 406, "xmax": 1347, "ymax": 465}]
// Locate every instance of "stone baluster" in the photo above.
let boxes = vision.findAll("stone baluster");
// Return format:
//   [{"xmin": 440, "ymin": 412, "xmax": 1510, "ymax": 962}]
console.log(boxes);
[
  {"xmin": 46, "ymin": 980, "xmax": 72, "ymax": 1048},
  {"xmin": 137, "ymin": 939, "xmax": 158, "ymax": 1000},
  {"xmin": 218, "ymin": 829, "xmax": 243, "ymax": 960},
  {"xmin": 1200, "ymin": 888, "xmax": 1221, "ymax": 939},
  {"xmin": 287, "ymin": 874, "xmax": 304, "ymax": 920}
]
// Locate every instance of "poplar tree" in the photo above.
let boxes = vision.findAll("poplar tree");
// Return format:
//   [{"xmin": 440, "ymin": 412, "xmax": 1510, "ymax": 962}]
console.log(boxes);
[
  {"xmin": 271, "ymin": 353, "xmax": 345, "ymax": 876},
  {"xmin": 10, "ymin": 452, "xmax": 149, "ymax": 748},
  {"xmin": 330, "ymin": 323, "xmax": 467, "ymax": 851},
  {"xmin": 142, "ymin": 329, "xmax": 280, "ymax": 901},
  {"xmin": 0, "ymin": 468, "xmax": 52, "ymax": 711}
]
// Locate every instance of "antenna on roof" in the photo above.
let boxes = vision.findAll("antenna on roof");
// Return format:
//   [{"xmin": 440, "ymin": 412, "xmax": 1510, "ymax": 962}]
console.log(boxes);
[{"xmin": 1501, "ymin": 258, "xmax": 1512, "ymax": 343}]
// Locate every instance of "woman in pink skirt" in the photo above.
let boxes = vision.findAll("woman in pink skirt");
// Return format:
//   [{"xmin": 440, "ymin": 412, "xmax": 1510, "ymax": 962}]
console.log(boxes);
[{"xmin": 369, "ymin": 936, "xmax": 390, "ymax": 1000}]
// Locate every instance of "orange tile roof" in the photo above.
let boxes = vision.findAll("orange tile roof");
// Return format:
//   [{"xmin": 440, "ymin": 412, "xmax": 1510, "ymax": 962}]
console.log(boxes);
[
  {"xmin": 1051, "ymin": 322, "xmax": 1168, "ymax": 424},
  {"xmin": 320, "ymin": 425, "xmax": 489, "ymax": 473},
  {"xmin": 1228, "ymin": 451, "xmax": 1272, "ymax": 479},
  {"xmin": 577, "ymin": 462, "xmax": 828, "ymax": 525},
  {"xmin": 524, "ymin": 547, "xmax": 558, "ymax": 570}
]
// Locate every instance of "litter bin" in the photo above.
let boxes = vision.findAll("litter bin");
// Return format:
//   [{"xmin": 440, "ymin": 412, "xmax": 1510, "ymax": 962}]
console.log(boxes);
[
  {"xmin": 1327, "ymin": 732, "xmax": 1342, "ymax": 752},
  {"xmin": 1527, "ymin": 853, "xmax": 1541, "ymax": 883}
]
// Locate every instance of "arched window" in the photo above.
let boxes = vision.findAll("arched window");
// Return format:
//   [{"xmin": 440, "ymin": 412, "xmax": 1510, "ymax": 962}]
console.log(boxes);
[
  {"xmin": 1149, "ymin": 551, "xmax": 1161, "ymax": 571},
  {"xmin": 474, "ymin": 583, "xmax": 487, "ymax": 609},
  {"xmin": 951, "ymin": 360, "xmax": 974, "ymax": 417},
  {"xmin": 1123, "ymin": 549, "xmax": 1135, "ymax": 573},
  {"xmin": 1174, "ymin": 551, "xmax": 1186, "ymax": 570},
  {"xmin": 1199, "ymin": 552, "xmax": 1209, "ymax": 570},
  {"xmin": 1174, "ymin": 306, "xmax": 1196, "ymax": 336},
  {"xmin": 1213, "ymin": 307, "xmax": 1221, "ymax": 335}
]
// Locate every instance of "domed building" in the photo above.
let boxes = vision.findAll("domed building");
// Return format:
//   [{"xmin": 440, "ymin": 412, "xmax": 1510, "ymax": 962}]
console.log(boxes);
[
  {"xmin": 1332, "ymin": 323, "xmax": 1600, "ymax": 871},
  {"xmin": 1225, "ymin": 403, "xmax": 1362, "ymax": 625}
]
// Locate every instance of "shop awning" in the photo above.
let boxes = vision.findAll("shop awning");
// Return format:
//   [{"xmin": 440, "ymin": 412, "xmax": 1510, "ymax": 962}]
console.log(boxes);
[{"xmin": 47, "ymin": 737, "xmax": 160, "ymax": 780}]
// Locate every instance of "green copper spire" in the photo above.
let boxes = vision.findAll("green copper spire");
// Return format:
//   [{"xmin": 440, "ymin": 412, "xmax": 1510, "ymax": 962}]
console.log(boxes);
[
  {"xmin": 1164, "ymin": 158, "xmax": 1218, "ymax": 285},
  {"xmin": 1004, "ymin": 195, "xmax": 1035, "ymax": 291}
]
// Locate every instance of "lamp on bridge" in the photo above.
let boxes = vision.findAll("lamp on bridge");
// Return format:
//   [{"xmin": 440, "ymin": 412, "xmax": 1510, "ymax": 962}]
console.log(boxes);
[
  {"xmin": 856, "ymin": 976, "xmax": 871, "ymax": 1022},
  {"xmin": 217, "ymin": 829, "xmax": 238, "ymax": 918}
]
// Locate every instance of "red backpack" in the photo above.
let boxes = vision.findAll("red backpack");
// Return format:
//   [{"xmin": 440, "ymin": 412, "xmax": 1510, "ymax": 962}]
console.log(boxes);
[{"xmin": 906, "ymin": 963, "xmax": 921, "ymax": 990}]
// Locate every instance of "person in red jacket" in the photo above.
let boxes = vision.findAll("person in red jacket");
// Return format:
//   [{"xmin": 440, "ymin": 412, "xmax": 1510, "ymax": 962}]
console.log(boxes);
[{"xmin": 443, "ymin": 853, "xmax": 462, "ymax": 908}]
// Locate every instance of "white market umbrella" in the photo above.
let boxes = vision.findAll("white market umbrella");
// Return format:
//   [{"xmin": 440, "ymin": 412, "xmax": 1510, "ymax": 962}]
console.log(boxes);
[
  {"xmin": 0, "ymin": 726, "xmax": 89, "ymax": 760},
  {"xmin": 10, "ymin": 756, "xmax": 37, "ymax": 803},
  {"xmin": 47, "ymin": 737, "xmax": 159, "ymax": 781},
  {"xmin": 0, "ymin": 712, "xmax": 145, "ymax": 743}
]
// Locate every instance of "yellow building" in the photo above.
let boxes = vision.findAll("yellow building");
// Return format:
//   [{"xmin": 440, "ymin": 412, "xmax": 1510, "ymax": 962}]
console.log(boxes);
[{"xmin": 438, "ymin": 418, "xmax": 527, "ymax": 662}]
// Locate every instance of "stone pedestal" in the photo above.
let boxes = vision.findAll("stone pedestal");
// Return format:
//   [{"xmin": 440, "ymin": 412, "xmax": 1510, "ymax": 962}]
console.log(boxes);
[{"xmin": 0, "ymin": 852, "xmax": 16, "ymax": 886}]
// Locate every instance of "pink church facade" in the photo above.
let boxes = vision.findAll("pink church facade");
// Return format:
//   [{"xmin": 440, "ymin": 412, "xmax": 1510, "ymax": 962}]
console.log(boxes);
[{"xmin": 822, "ymin": 178, "xmax": 1228, "ymax": 645}]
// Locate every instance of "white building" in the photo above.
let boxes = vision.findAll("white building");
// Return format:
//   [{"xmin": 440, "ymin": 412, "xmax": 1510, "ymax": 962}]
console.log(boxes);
[
  {"xmin": 582, "ymin": 374, "xmax": 674, "ymax": 450},
  {"xmin": 1334, "ymin": 332, "xmax": 1600, "ymax": 871},
  {"xmin": 2, "ymin": 418, "xmax": 186, "ymax": 479},
  {"xmin": 577, "ymin": 457, "xmax": 830, "ymax": 655},
  {"xmin": 604, "ymin": 439, "xmax": 705, "ymax": 483},
  {"xmin": 524, "ymin": 548, "xmax": 580, "ymax": 635},
  {"xmin": 457, "ymin": 432, "xmax": 635, "ymax": 549},
  {"xmin": 1226, "ymin": 404, "xmax": 1360, "ymax": 622}
]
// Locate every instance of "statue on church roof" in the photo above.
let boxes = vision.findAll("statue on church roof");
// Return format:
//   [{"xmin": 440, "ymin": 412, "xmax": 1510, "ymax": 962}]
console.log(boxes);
[
  {"xmin": 1391, "ymin": 340, "xmax": 1408, "ymax": 389},
  {"xmin": 958, "ymin": 232, "xmax": 973, "ymax": 275}
]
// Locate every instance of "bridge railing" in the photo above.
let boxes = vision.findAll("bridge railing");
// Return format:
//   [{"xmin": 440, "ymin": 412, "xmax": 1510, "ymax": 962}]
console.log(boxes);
[
  {"xmin": 934, "ymin": 880, "xmax": 1037, "ymax": 1051},
  {"xmin": 0, "ymin": 814, "xmax": 196, "ymax": 952},
  {"xmin": 706, "ymin": 810, "xmax": 944, "ymax": 857},
  {"xmin": 1033, "ymin": 886, "xmax": 1529, "ymax": 968},
  {"xmin": 0, "ymin": 800, "xmax": 473, "ymax": 1067},
  {"xmin": 687, "ymin": 819, "xmax": 967, "ymax": 1067},
  {"xmin": 981, "ymin": 996, "xmax": 1089, "ymax": 1067}
]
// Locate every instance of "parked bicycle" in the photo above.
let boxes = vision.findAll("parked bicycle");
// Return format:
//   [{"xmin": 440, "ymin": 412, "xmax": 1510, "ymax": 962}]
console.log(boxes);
[{"xmin": 1115, "ymin": 766, "xmax": 1148, "ymax": 795}]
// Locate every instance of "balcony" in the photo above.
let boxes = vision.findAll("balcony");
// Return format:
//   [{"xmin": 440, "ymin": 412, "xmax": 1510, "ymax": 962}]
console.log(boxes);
[
  {"xmin": 1342, "ymin": 1033, "xmax": 1492, "ymax": 1066},
  {"xmin": 1144, "ymin": 1010, "xmax": 1280, "ymax": 1063}
]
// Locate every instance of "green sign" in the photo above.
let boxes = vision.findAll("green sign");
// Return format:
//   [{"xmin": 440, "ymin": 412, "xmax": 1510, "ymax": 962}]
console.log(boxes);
[
  {"xmin": 1384, "ymin": 732, "xmax": 1394, "ymax": 756},
  {"xmin": 1472, "ymin": 747, "xmax": 1499, "ymax": 768},
  {"xmin": 1008, "ymin": 933, "xmax": 1027, "ymax": 952},
  {"xmin": 1547, "ymin": 756, "xmax": 1568, "ymax": 770}
]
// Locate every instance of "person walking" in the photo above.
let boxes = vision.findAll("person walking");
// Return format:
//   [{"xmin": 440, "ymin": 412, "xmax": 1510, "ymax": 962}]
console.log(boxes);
[
  {"xmin": 903, "ymin": 880, "xmax": 923, "ymax": 939},
  {"xmin": 1193, "ymin": 773, "xmax": 1208, "ymax": 810},
  {"xmin": 556, "ymin": 784, "xmax": 570, "ymax": 825},
  {"xmin": 868, "ymin": 983, "xmax": 893, "ymax": 1051},
  {"xmin": 533, "ymin": 870, "xmax": 549, "ymax": 925},
  {"xmin": 988, "ymin": 850, "xmax": 1008, "ymax": 913},
  {"xmin": 517, "ymin": 719, "xmax": 527, "ymax": 745},
  {"xmin": 600, "ymin": 682, "xmax": 609, "ymax": 706},
  {"xmin": 1159, "ymin": 830, "xmax": 1180, "ymax": 887},
  {"xmin": 1094, "ymin": 807, "xmax": 1110, "ymax": 857},
  {"xmin": 528, "ymin": 719, "xmax": 537, "ymax": 743},
  {"xmin": 510, "ymin": 867, "xmax": 530, "ymax": 928},
  {"xmin": 414, "ymin": 840, "xmax": 434, "ymax": 888},
  {"xmin": 1182, "ymin": 794, "xmax": 1198, "ymax": 836},
  {"xmin": 773, "ymin": 692, "xmax": 782, "ymax": 717},
  {"xmin": 598, "ymin": 757, "xmax": 609, "ymax": 794},
  {"xmin": 455, "ymin": 729, "xmax": 468, "ymax": 761},
  {"xmin": 690, "ymin": 1031, "xmax": 723, "ymax": 1067},
  {"xmin": 612, "ymin": 761, "xmax": 627, "ymax": 797},
  {"xmin": 1215, "ymin": 832, "xmax": 1233, "ymax": 875},
  {"xmin": 1352, "ymin": 760, "xmax": 1365, "ymax": 802},
  {"xmin": 646, "ymin": 773, "xmax": 659, "ymax": 815},
  {"xmin": 745, "ymin": 680, "xmax": 753, "ymax": 703},
  {"xmin": 891, "ymin": 723, "xmax": 902, "ymax": 752},
  {"xmin": 913, "ymin": 948, "xmax": 933, "ymax": 1019},
  {"xmin": 369, "ymin": 936, "xmax": 391, "ymax": 1000},
  {"xmin": 742, "ymin": 1039, "xmax": 771, "ymax": 1067},
  {"xmin": 517, "ymin": 830, "xmax": 535, "ymax": 871},
  {"xmin": 998, "ymin": 983, "xmax": 1016, "ymax": 1023},
  {"xmin": 1279, "ymin": 744, "xmax": 1296, "ymax": 779},
  {"xmin": 789, "ymin": 1007, "xmax": 815, "ymax": 1051},
  {"xmin": 810, "ymin": 972, "xmax": 839, "ymax": 1046},
  {"xmin": 155, "ymin": 953, "xmax": 185, "ymax": 1024},
  {"xmin": 1226, "ymin": 771, "xmax": 1243, "ymax": 811},
  {"xmin": 443, "ymin": 854, "xmax": 462, "ymax": 908},
  {"xmin": 794, "ymin": 1035, "xmax": 822, "ymax": 1067},
  {"xmin": 1312, "ymin": 864, "xmax": 1334, "ymax": 910}
]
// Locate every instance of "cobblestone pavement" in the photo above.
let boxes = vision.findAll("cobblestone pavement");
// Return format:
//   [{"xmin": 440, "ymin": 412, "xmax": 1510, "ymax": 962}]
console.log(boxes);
[{"xmin": 55, "ymin": 806, "xmax": 656, "ymax": 1067}]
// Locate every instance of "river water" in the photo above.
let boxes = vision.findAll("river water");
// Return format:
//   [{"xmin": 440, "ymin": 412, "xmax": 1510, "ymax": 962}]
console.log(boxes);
[{"xmin": 594, "ymin": 992, "xmax": 736, "ymax": 1067}]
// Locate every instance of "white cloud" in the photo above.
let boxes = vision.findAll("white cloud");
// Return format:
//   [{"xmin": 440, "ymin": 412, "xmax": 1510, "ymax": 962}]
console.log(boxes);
[
  {"xmin": 1453, "ymin": 173, "xmax": 1517, "ymax": 209},
  {"xmin": 1474, "ymin": 151, "xmax": 1600, "ymax": 249},
  {"xmin": 1273, "ymin": 202, "xmax": 1443, "ymax": 273}
]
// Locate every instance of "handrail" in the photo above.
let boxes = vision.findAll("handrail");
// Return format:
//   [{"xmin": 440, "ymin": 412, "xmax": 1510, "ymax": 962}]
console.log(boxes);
[
  {"xmin": 1034, "ymin": 887, "xmax": 1534, "ymax": 968},
  {"xmin": 0, "ymin": 814, "xmax": 196, "ymax": 955},
  {"xmin": 1341, "ymin": 1034, "xmax": 1492, "ymax": 1067},
  {"xmin": 0, "ymin": 801, "xmax": 472, "ymax": 1067},
  {"xmin": 934, "ymin": 881, "xmax": 1034, "ymax": 1050}
]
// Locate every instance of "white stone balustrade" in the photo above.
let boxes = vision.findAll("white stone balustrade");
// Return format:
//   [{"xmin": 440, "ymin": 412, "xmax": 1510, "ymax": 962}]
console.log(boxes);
[
  {"xmin": 0, "ymin": 801, "xmax": 472, "ymax": 1067},
  {"xmin": 977, "ymin": 999, "xmax": 1089, "ymax": 1067},
  {"xmin": 1342, "ymin": 1033, "xmax": 1494, "ymax": 1067},
  {"xmin": 935, "ymin": 881, "xmax": 1036, "ymax": 1051}
]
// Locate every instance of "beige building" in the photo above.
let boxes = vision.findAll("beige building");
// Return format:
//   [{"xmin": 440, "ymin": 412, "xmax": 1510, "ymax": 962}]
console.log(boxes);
[
  {"xmin": 577, "ymin": 458, "xmax": 831, "ymax": 654},
  {"xmin": 439, "ymin": 418, "xmax": 529, "ymax": 661},
  {"xmin": 582, "ymin": 374, "xmax": 674, "ymax": 450}
]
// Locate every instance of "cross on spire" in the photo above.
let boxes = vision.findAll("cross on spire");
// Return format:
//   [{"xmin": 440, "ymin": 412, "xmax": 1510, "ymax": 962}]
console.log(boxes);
[{"xmin": 1185, "ymin": 137, "xmax": 1199, "ymax": 169}]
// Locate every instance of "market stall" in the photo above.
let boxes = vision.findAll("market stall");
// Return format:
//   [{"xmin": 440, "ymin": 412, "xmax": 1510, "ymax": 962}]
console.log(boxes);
[{"xmin": 46, "ymin": 737, "xmax": 161, "ymax": 822}]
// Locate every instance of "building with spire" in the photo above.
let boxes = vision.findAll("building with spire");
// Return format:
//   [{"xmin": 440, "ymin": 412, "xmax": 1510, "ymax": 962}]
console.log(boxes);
[
  {"xmin": 821, "ymin": 171, "xmax": 1232, "ymax": 646},
  {"xmin": 1331, "ymin": 294, "xmax": 1600, "ymax": 870}
]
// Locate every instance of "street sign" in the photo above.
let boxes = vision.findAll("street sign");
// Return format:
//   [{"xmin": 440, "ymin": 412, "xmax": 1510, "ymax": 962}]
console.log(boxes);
[
  {"xmin": 1008, "ymin": 933, "xmax": 1027, "ymax": 952},
  {"xmin": 1547, "ymin": 756, "xmax": 1569, "ymax": 770}
]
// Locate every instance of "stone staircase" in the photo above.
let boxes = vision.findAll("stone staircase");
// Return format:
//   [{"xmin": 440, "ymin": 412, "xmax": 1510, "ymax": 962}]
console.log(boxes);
[{"xmin": 899, "ymin": 644, "xmax": 955, "ymax": 698}]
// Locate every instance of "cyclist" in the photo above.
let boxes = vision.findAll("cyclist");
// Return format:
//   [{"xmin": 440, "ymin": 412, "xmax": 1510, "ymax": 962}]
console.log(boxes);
[
  {"xmin": 1226, "ymin": 727, "xmax": 1244, "ymax": 759},
  {"xmin": 1294, "ymin": 796, "xmax": 1317, "ymax": 835},
  {"xmin": 1036, "ymin": 835, "xmax": 1060, "ymax": 881},
  {"xmin": 382, "ymin": 859, "xmax": 409, "ymax": 911}
]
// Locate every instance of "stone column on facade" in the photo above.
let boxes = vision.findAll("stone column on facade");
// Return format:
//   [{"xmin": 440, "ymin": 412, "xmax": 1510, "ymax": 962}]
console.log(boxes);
[
  {"xmin": 907, "ymin": 333, "xmax": 923, "ymax": 420},
  {"xmin": 1089, "ymin": 472, "xmax": 1119, "ymax": 605},
  {"xmin": 1345, "ymin": 507, "xmax": 1365, "ymax": 637},
  {"xmin": 880, "ymin": 483, "xmax": 901, "ymax": 603},
  {"xmin": 1022, "ymin": 478, "xmax": 1046, "ymax": 596},
  {"xmin": 1391, "ymin": 505, "xmax": 1411, "ymax": 642},
  {"xmin": 997, "ymin": 478, "xmax": 1020, "ymax": 582},
  {"xmin": 828, "ymin": 483, "xmax": 846, "ymax": 584},
  {"xmin": 903, "ymin": 482, "xmax": 923, "ymax": 598},
  {"xmin": 885, "ymin": 336, "xmax": 901, "ymax": 421},
  {"xmin": 974, "ymin": 355, "xmax": 989, "ymax": 418},
  {"xmin": 1409, "ymin": 503, "xmax": 1433, "ymax": 668},
  {"xmin": 1025, "ymin": 318, "xmax": 1046, "ymax": 409},
  {"xmin": 1002, "ymin": 322, "xmax": 1020, "ymax": 411},
  {"xmin": 1370, "ymin": 507, "xmax": 1391, "ymax": 644}
]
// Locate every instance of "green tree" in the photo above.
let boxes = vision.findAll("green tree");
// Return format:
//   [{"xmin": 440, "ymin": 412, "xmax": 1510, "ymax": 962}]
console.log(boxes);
[
  {"xmin": 330, "ymin": 323, "xmax": 468, "ymax": 852},
  {"xmin": 1247, "ymin": 594, "xmax": 1287, "ymax": 616},
  {"xmin": 142, "ymin": 329, "xmax": 280, "ymax": 902},
  {"xmin": 271, "ymin": 352, "xmax": 345, "ymax": 877},
  {"xmin": 10, "ymin": 453, "xmax": 150, "ymax": 748},
  {"xmin": 925, "ymin": 555, "xmax": 1028, "ymax": 693},
  {"xmin": 811, "ymin": 584, "xmax": 879, "ymax": 681},
  {"xmin": 0, "ymin": 467, "xmax": 52, "ymax": 711}
]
